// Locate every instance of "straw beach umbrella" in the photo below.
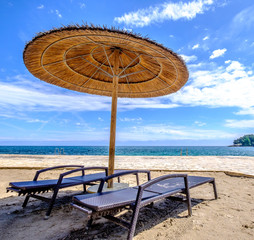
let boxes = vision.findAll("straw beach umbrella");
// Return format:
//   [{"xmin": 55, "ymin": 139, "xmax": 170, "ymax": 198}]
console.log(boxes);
[{"xmin": 23, "ymin": 25, "xmax": 188, "ymax": 188}]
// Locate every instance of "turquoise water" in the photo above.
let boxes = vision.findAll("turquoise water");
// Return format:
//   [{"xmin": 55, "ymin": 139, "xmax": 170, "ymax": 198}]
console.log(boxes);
[{"xmin": 0, "ymin": 146, "xmax": 254, "ymax": 156}]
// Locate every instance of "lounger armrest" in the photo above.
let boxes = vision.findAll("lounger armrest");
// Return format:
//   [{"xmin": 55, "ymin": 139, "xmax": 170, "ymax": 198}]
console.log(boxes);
[
  {"xmin": 53, "ymin": 167, "xmax": 108, "ymax": 188},
  {"xmin": 97, "ymin": 170, "xmax": 151, "ymax": 193},
  {"xmin": 132, "ymin": 174, "xmax": 190, "ymax": 211},
  {"xmin": 140, "ymin": 174, "xmax": 188, "ymax": 190},
  {"xmin": 103, "ymin": 170, "xmax": 151, "ymax": 181},
  {"xmin": 59, "ymin": 166, "xmax": 108, "ymax": 178},
  {"xmin": 33, "ymin": 165, "xmax": 84, "ymax": 181},
  {"xmin": 135, "ymin": 174, "xmax": 192, "ymax": 217}
]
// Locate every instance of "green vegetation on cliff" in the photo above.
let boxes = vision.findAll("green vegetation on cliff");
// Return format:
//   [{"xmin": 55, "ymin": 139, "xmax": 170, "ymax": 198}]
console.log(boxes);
[{"xmin": 233, "ymin": 134, "xmax": 254, "ymax": 146}]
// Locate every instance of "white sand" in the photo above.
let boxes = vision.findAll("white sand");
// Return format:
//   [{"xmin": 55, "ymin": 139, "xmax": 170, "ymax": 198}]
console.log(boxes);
[{"xmin": 0, "ymin": 155, "xmax": 254, "ymax": 176}]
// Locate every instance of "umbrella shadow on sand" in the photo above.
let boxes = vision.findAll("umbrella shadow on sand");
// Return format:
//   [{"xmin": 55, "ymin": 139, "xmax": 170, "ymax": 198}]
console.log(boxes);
[{"xmin": 64, "ymin": 196, "xmax": 208, "ymax": 240}]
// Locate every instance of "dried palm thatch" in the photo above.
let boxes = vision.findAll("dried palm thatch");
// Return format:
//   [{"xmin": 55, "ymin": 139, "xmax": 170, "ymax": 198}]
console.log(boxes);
[{"xmin": 23, "ymin": 25, "xmax": 188, "ymax": 98}]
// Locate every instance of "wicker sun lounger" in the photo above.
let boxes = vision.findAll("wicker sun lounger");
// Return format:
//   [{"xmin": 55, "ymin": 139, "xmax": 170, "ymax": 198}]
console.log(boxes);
[
  {"xmin": 72, "ymin": 171, "xmax": 217, "ymax": 240},
  {"xmin": 6, "ymin": 165, "xmax": 111, "ymax": 219}
]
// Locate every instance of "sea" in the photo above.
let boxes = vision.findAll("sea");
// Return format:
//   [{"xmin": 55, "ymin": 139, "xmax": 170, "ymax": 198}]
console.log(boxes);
[{"xmin": 0, "ymin": 146, "xmax": 254, "ymax": 156}]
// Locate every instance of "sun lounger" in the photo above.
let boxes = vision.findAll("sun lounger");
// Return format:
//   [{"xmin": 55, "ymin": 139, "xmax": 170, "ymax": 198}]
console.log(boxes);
[
  {"xmin": 7, "ymin": 165, "xmax": 111, "ymax": 218},
  {"xmin": 72, "ymin": 171, "xmax": 217, "ymax": 240}
]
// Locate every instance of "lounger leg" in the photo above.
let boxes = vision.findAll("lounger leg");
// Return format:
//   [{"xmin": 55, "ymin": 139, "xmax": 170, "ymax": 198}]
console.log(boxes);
[
  {"xmin": 185, "ymin": 189, "xmax": 192, "ymax": 216},
  {"xmin": 44, "ymin": 188, "xmax": 59, "ymax": 219},
  {"xmin": 147, "ymin": 202, "xmax": 154, "ymax": 208},
  {"xmin": 87, "ymin": 217, "xmax": 93, "ymax": 229},
  {"xmin": 212, "ymin": 180, "xmax": 218, "ymax": 199},
  {"xmin": 127, "ymin": 206, "xmax": 141, "ymax": 240},
  {"xmin": 22, "ymin": 194, "xmax": 30, "ymax": 208},
  {"xmin": 83, "ymin": 184, "xmax": 87, "ymax": 193},
  {"xmin": 184, "ymin": 177, "xmax": 192, "ymax": 216}
]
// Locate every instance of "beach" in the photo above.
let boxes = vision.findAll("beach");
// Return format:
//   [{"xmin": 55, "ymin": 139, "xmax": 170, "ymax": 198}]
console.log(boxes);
[
  {"xmin": 0, "ymin": 155, "xmax": 254, "ymax": 239},
  {"xmin": 1, "ymin": 154, "xmax": 254, "ymax": 176}
]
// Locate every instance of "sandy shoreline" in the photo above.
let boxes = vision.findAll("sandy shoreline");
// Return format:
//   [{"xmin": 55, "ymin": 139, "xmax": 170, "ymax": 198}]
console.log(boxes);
[
  {"xmin": 0, "ymin": 155, "xmax": 254, "ymax": 239},
  {"xmin": 0, "ymin": 154, "xmax": 254, "ymax": 177}
]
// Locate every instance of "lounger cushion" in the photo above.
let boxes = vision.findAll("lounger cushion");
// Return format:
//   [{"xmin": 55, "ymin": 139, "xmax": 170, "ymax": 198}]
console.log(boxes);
[
  {"xmin": 188, "ymin": 176, "xmax": 214, "ymax": 188},
  {"xmin": 144, "ymin": 176, "xmax": 214, "ymax": 194},
  {"xmin": 73, "ymin": 176, "xmax": 215, "ymax": 212},
  {"xmin": 73, "ymin": 188, "xmax": 158, "ymax": 211},
  {"xmin": 9, "ymin": 172, "xmax": 107, "ymax": 190}
]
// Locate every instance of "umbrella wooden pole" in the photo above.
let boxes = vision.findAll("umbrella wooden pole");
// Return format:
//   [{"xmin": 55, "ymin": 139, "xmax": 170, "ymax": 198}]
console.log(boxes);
[{"xmin": 108, "ymin": 49, "xmax": 120, "ymax": 188}]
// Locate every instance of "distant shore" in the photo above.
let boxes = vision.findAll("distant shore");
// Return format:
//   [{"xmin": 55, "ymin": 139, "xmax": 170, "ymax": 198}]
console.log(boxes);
[{"xmin": 228, "ymin": 145, "xmax": 254, "ymax": 147}]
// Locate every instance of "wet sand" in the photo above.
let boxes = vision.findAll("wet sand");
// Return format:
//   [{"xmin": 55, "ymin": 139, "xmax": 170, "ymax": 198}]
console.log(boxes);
[{"xmin": 0, "ymin": 155, "xmax": 254, "ymax": 239}]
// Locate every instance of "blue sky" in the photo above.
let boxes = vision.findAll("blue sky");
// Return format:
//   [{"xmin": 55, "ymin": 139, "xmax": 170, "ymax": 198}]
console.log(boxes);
[{"xmin": 0, "ymin": 0, "xmax": 254, "ymax": 146}]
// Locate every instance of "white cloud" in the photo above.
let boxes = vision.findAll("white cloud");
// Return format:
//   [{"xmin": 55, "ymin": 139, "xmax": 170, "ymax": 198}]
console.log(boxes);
[
  {"xmin": 119, "ymin": 117, "xmax": 142, "ymax": 122},
  {"xmin": 220, "ymin": 6, "xmax": 254, "ymax": 46},
  {"xmin": 0, "ymin": 111, "xmax": 49, "ymax": 125},
  {"xmin": 18, "ymin": 31, "xmax": 29, "ymax": 43},
  {"xmin": 203, "ymin": 36, "xmax": 209, "ymax": 40},
  {"xmin": 13, "ymin": 122, "xmax": 226, "ymax": 142},
  {"xmin": 55, "ymin": 10, "xmax": 62, "ymax": 18},
  {"xmin": 188, "ymin": 62, "xmax": 204, "ymax": 69},
  {"xmin": 2, "ymin": 58, "xmax": 254, "ymax": 125},
  {"xmin": 210, "ymin": 48, "xmax": 227, "ymax": 59},
  {"xmin": 0, "ymin": 75, "xmax": 179, "ymax": 115},
  {"xmin": 232, "ymin": 6, "xmax": 254, "ymax": 32},
  {"xmin": 27, "ymin": 119, "xmax": 48, "ymax": 124},
  {"xmin": 119, "ymin": 98, "xmax": 179, "ymax": 110},
  {"xmin": 123, "ymin": 27, "xmax": 133, "ymax": 32},
  {"xmin": 0, "ymin": 80, "xmax": 110, "ymax": 112},
  {"xmin": 194, "ymin": 121, "xmax": 206, "ymax": 127},
  {"xmin": 75, "ymin": 122, "xmax": 90, "ymax": 128},
  {"xmin": 98, "ymin": 117, "xmax": 104, "ymax": 122},
  {"xmin": 114, "ymin": 0, "xmax": 215, "ymax": 27},
  {"xmin": 180, "ymin": 54, "xmax": 197, "ymax": 63},
  {"xmin": 192, "ymin": 44, "xmax": 199, "ymax": 49},
  {"xmin": 37, "ymin": 4, "xmax": 44, "ymax": 9},
  {"xmin": 235, "ymin": 108, "xmax": 254, "ymax": 116},
  {"xmin": 170, "ymin": 60, "xmax": 254, "ymax": 111},
  {"xmin": 225, "ymin": 119, "xmax": 254, "ymax": 128},
  {"xmin": 118, "ymin": 123, "xmax": 234, "ymax": 141},
  {"xmin": 79, "ymin": 3, "xmax": 86, "ymax": 9},
  {"xmin": 225, "ymin": 60, "xmax": 243, "ymax": 71},
  {"xmin": 50, "ymin": 9, "xmax": 62, "ymax": 18}
]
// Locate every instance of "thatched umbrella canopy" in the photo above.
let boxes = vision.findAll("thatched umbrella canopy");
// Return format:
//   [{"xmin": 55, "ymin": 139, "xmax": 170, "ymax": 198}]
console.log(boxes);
[{"xmin": 23, "ymin": 25, "xmax": 189, "ymax": 187}]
